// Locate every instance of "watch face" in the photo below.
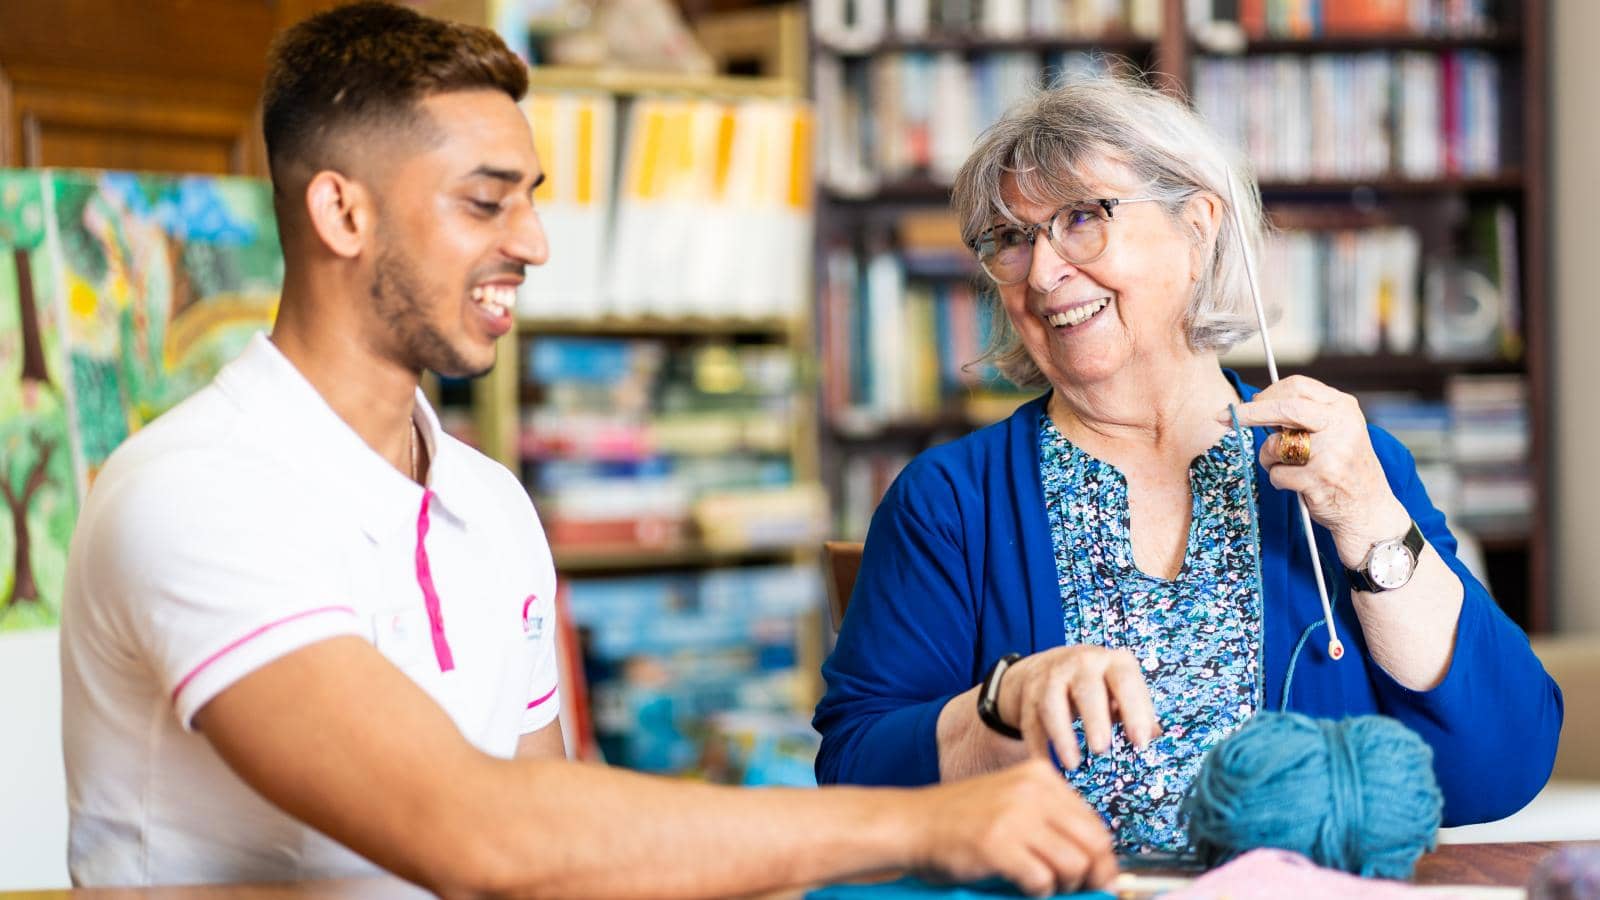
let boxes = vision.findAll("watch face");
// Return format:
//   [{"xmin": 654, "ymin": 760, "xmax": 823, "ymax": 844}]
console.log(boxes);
[{"xmin": 1369, "ymin": 540, "xmax": 1416, "ymax": 591}]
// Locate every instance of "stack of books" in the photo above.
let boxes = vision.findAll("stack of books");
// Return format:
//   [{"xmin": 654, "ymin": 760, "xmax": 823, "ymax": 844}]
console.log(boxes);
[
  {"xmin": 521, "ymin": 336, "xmax": 824, "ymax": 555},
  {"xmin": 564, "ymin": 565, "xmax": 822, "ymax": 774},
  {"xmin": 1448, "ymin": 374, "xmax": 1532, "ymax": 535}
]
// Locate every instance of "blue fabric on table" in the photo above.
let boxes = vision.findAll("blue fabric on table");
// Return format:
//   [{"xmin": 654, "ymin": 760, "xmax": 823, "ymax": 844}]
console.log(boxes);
[{"xmin": 806, "ymin": 878, "xmax": 1115, "ymax": 899}]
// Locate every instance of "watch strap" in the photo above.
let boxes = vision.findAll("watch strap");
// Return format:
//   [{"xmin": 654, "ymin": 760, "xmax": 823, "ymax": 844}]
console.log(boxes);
[{"xmin": 977, "ymin": 653, "xmax": 1023, "ymax": 740}]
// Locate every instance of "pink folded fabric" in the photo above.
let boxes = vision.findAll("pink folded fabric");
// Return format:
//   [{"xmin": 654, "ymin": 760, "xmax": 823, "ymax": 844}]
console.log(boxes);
[{"xmin": 1160, "ymin": 849, "xmax": 1479, "ymax": 900}]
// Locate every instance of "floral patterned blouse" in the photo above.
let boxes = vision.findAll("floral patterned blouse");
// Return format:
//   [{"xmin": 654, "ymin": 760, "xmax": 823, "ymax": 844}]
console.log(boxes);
[{"xmin": 1039, "ymin": 415, "xmax": 1264, "ymax": 853}]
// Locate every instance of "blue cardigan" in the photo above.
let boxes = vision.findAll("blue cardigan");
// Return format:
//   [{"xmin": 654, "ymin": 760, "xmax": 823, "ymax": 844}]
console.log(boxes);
[{"xmin": 814, "ymin": 381, "xmax": 1562, "ymax": 826}]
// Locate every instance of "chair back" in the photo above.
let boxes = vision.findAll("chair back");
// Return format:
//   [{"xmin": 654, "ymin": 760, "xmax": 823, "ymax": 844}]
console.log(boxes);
[{"xmin": 821, "ymin": 540, "xmax": 864, "ymax": 632}]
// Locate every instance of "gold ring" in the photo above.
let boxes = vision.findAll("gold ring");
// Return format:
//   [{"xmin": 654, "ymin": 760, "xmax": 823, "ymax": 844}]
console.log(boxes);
[{"xmin": 1279, "ymin": 429, "xmax": 1312, "ymax": 466}]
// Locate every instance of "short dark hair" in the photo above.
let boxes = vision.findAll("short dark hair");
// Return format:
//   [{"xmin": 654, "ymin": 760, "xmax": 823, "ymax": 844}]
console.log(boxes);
[{"xmin": 262, "ymin": 1, "xmax": 528, "ymax": 182}]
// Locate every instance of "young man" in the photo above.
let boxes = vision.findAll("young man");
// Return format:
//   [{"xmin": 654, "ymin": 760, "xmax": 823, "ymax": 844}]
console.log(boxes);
[{"xmin": 58, "ymin": 3, "xmax": 1115, "ymax": 897}]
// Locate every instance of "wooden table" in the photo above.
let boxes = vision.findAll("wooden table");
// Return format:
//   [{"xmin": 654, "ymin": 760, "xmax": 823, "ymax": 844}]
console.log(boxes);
[
  {"xmin": 1415, "ymin": 841, "xmax": 1595, "ymax": 889},
  {"xmin": 6, "ymin": 842, "xmax": 1593, "ymax": 898}
]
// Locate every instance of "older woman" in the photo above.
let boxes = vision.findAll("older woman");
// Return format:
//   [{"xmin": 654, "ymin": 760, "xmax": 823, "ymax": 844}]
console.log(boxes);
[{"xmin": 813, "ymin": 77, "xmax": 1562, "ymax": 853}]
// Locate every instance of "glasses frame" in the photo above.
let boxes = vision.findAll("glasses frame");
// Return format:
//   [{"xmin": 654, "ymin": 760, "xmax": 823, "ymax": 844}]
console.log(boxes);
[{"xmin": 971, "ymin": 197, "xmax": 1159, "ymax": 285}]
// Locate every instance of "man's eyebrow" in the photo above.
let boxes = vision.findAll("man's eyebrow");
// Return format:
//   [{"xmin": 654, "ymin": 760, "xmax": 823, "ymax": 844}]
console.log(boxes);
[
  {"xmin": 464, "ymin": 166, "xmax": 545, "ymax": 195},
  {"xmin": 465, "ymin": 165, "xmax": 524, "ymax": 184}
]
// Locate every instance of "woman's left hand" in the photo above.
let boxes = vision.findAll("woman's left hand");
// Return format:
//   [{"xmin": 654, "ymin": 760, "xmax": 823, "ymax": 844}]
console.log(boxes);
[{"xmin": 1224, "ymin": 375, "xmax": 1412, "ymax": 567}]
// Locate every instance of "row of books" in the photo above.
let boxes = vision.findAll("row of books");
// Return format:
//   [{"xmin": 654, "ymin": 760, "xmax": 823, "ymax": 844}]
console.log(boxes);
[
  {"xmin": 1362, "ymin": 375, "xmax": 1531, "ymax": 535},
  {"xmin": 820, "ymin": 243, "xmax": 1026, "ymax": 431},
  {"xmin": 1230, "ymin": 205, "xmax": 1519, "ymax": 365},
  {"xmin": 1223, "ymin": 225, "xmax": 1424, "ymax": 364},
  {"xmin": 521, "ymin": 337, "xmax": 825, "ymax": 554},
  {"xmin": 813, "ymin": 0, "xmax": 1162, "ymax": 49},
  {"xmin": 564, "ymin": 565, "xmax": 822, "ymax": 774},
  {"xmin": 816, "ymin": 50, "xmax": 1123, "ymax": 194},
  {"xmin": 1192, "ymin": 51, "xmax": 1504, "ymax": 182},
  {"xmin": 515, "ymin": 91, "xmax": 813, "ymax": 320},
  {"xmin": 838, "ymin": 449, "xmax": 917, "ymax": 541},
  {"xmin": 1188, "ymin": 0, "xmax": 1499, "ymax": 40}
]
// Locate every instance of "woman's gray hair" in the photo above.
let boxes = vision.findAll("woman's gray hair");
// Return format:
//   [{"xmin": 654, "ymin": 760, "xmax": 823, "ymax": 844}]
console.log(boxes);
[{"xmin": 951, "ymin": 75, "xmax": 1268, "ymax": 389}]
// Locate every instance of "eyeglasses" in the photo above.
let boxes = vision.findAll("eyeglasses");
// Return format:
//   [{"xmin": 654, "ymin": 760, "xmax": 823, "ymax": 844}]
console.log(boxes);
[{"xmin": 970, "ymin": 197, "xmax": 1158, "ymax": 285}]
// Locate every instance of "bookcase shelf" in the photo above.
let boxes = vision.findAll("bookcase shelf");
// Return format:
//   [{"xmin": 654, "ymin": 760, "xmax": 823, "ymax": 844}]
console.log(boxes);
[
  {"xmin": 1257, "ymin": 173, "xmax": 1526, "ymax": 194},
  {"xmin": 1233, "ymin": 353, "xmax": 1524, "ymax": 385},
  {"xmin": 517, "ymin": 315, "xmax": 796, "ymax": 338},
  {"xmin": 525, "ymin": 65, "xmax": 801, "ymax": 99},
  {"xmin": 553, "ymin": 542, "xmax": 809, "ymax": 574},
  {"xmin": 818, "ymin": 35, "xmax": 1157, "ymax": 57},
  {"xmin": 1211, "ymin": 33, "xmax": 1520, "ymax": 54},
  {"xmin": 810, "ymin": 0, "xmax": 1552, "ymax": 630}
]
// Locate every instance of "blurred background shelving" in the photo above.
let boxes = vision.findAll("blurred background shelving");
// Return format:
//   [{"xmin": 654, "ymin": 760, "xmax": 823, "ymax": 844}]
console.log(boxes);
[{"xmin": 808, "ymin": 0, "xmax": 1549, "ymax": 632}]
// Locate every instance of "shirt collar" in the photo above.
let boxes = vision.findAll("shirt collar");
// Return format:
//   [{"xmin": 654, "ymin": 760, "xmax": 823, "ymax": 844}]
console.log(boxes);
[
  {"xmin": 214, "ymin": 333, "xmax": 476, "ymax": 542},
  {"xmin": 409, "ymin": 385, "xmax": 494, "ymax": 527}
]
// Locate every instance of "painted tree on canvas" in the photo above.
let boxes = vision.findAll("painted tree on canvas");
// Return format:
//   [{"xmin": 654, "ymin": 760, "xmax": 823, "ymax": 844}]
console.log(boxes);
[
  {"xmin": 1, "ymin": 174, "xmax": 76, "ymax": 627},
  {"xmin": 3, "ymin": 246, "xmax": 55, "ymax": 607}
]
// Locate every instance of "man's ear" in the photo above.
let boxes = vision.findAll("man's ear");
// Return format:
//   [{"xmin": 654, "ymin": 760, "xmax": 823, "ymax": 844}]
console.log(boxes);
[
  {"xmin": 1184, "ymin": 191, "xmax": 1224, "ymax": 279},
  {"xmin": 303, "ymin": 170, "xmax": 374, "ymax": 260}
]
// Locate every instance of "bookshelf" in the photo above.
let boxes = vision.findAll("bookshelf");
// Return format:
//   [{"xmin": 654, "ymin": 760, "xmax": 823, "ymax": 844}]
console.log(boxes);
[
  {"xmin": 454, "ymin": 63, "xmax": 828, "ymax": 776},
  {"xmin": 809, "ymin": 0, "xmax": 1552, "ymax": 631}
]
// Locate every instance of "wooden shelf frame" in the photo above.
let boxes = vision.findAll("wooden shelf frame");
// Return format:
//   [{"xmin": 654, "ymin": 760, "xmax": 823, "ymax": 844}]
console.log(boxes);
[{"xmin": 525, "ymin": 65, "xmax": 802, "ymax": 99}]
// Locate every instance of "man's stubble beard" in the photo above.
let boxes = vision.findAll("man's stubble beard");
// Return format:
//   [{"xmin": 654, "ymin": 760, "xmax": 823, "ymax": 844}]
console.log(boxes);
[{"xmin": 368, "ymin": 241, "xmax": 494, "ymax": 380}]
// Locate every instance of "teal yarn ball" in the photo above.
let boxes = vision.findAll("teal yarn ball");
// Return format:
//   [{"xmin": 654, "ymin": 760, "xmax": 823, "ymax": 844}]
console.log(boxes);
[{"xmin": 1182, "ymin": 712, "xmax": 1443, "ymax": 879}]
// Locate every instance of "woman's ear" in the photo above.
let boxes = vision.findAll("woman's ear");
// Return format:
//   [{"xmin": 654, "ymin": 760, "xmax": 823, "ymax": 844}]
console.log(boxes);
[
  {"xmin": 303, "ymin": 170, "xmax": 374, "ymax": 260},
  {"xmin": 1184, "ymin": 192, "xmax": 1224, "ymax": 279}
]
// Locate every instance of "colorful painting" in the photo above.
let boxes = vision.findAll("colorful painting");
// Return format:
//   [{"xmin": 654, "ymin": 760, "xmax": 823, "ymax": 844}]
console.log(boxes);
[{"xmin": 0, "ymin": 169, "xmax": 282, "ymax": 631}]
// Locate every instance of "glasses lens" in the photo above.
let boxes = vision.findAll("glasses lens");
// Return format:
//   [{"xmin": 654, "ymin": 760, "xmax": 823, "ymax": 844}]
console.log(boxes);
[
  {"xmin": 1049, "ymin": 204, "xmax": 1110, "ymax": 265},
  {"xmin": 978, "ymin": 226, "xmax": 1032, "ymax": 284}
]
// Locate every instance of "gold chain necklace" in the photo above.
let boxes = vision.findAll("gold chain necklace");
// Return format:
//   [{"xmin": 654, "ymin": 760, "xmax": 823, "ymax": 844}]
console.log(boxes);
[{"xmin": 408, "ymin": 418, "xmax": 419, "ymax": 482}]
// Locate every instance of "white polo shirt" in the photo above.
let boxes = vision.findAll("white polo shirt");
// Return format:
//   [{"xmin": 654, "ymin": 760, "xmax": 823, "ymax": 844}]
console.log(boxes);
[{"xmin": 60, "ymin": 333, "xmax": 561, "ymax": 886}]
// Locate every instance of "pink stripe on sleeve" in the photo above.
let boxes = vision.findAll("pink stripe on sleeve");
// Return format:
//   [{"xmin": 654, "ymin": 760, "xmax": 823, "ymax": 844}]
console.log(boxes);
[
  {"xmin": 415, "ymin": 490, "xmax": 455, "ymax": 672},
  {"xmin": 170, "ymin": 605, "xmax": 358, "ymax": 705},
  {"xmin": 527, "ymin": 685, "xmax": 558, "ymax": 710}
]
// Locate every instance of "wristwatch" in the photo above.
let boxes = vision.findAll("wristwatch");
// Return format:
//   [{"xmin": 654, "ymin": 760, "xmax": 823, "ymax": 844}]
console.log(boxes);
[
  {"xmin": 1345, "ymin": 521, "xmax": 1425, "ymax": 593},
  {"xmin": 977, "ymin": 653, "xmax": 1023, "ymax": 739}
]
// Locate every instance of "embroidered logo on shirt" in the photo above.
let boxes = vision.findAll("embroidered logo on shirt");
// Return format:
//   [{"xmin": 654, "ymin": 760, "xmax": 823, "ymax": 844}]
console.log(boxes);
[
  {"xmin": 373, "ymin": 608, "xmax": 429, "ymax": 668},
  {"xmin": 521, "ymin": 593, "xmax": 546, "ymax": 642}
]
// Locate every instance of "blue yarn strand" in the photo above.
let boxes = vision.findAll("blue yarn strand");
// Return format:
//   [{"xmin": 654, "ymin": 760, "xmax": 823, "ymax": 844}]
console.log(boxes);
[
  {"xmin": 1227, "ymin": 404, "xmax": 1268, "ymax": 713},
  {"xmin": 1281, "ymin": 621, "xmax": 1325, "ymax": 713}
]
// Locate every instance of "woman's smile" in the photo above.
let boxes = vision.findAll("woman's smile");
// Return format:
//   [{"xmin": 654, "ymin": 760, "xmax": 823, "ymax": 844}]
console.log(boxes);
[{"xmin": 1043, "ymin": 294, "xmax": 1115, "ymax": 330}]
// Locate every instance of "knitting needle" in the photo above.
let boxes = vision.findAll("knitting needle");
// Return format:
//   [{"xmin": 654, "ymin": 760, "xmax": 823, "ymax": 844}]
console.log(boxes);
[{"xmin": 1222, "ymin": 165, "xmax": 1345, "ymax": 663}]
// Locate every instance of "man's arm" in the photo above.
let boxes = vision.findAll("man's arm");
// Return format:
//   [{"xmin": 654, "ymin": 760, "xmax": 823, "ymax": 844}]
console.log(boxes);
[
  {"xmin": 515, "ymin": 721, "xmax": 565, "ymax": 759},
  {"xmin": 196, "ymin": 637, "xmax": 1116, "ymax": 899}
]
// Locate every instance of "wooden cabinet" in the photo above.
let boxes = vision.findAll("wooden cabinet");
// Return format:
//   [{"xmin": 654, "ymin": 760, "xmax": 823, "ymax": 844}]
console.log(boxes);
[{"xmin": 0, "ymin": 0, "xmax": 340, "ymax": 176}]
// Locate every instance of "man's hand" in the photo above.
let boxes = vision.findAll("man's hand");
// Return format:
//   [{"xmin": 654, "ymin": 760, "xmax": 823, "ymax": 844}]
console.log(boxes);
[{"xmin": 905, "ymin": 760, "xmax": 1117, "ymax": 897}]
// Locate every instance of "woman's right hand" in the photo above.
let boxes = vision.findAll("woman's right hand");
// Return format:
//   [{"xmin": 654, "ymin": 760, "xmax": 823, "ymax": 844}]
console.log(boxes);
[{"xmin": 997, "ymin": 646, "xmax": 1162, "ymax": 768}]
